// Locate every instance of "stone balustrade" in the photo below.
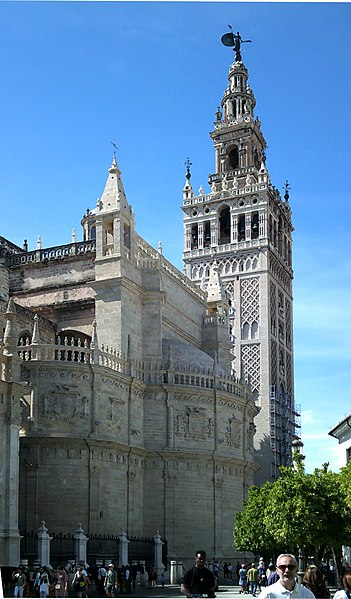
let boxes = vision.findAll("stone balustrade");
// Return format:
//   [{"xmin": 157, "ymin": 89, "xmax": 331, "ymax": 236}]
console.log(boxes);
[
  {"xmin": 5, "ymin": 240, "xmax": 96, "ymax": 266},
  {"xmin": 184, "ymin": 237, "xmax": 262, "ymax": 259},
  {"xmin": 16, "ymin": 339, "xmax": 250, "ymax": 400}
]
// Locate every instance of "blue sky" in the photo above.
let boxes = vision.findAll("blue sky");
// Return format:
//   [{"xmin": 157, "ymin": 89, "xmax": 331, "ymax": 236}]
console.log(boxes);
[{"xmin": 0, "ymin": 1, "xmax": 350, "ymax": 473}]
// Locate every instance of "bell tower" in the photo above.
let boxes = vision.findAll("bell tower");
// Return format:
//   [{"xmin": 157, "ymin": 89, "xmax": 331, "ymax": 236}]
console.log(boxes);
[{"xmin": 182, "ymin": 33, "xmax": 297, "ymax": 483}]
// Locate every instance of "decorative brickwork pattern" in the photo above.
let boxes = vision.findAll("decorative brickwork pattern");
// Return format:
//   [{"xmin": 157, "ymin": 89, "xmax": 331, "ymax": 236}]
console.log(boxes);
[
  {"xmin": 286, "ymin": 352, "xmax": 292, "ymax": 396},
  {"xmin": 270, "ymin": 280, "xmax": 277, "ymax": 336},
  {"xmin": 285, "ymin": 299, "xmax": 292, "ymax": 350},
  {"xmin": 241, "ymin": 277, "xmax": 259, "ymax": 325},
  {"xmin": 241, "ymin": 343, "xmax": 260, "ymax": 392},
  {"xmin": 271, "ymin": 339, "xmax": 278, "ymax": 390}
]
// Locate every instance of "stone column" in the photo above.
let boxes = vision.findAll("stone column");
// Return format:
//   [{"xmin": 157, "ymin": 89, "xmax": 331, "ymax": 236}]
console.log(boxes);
[
  {"xmin": 74, "ymin": 524, "xmax": 89, "ymax": 565},
  {"xmin": 176, "ymin": 561, "xmax": 184, "ymax": 583},
  {"xmin": 37, "ymin": 521, "xmax": 52, "ymax": 567},
  {"xmin": 259, "ymin": 210, "xmax": 266, "ymax": 238},
  {"xmin": 198, "ymin": 222, "xmax": 204, "ymax": 249},
  {"xmin": 170, "ymin": 560, "xmax": 177, "ymax": 584},
  {"xmin": 185, "ymin": 225, "xmax": 191, "ymax": 251},
  {"xmin": 245, "ymin": 213, "xmax": 251, "ymax": 241},
  {"xmin": 215, "ymin": 147, "xmax": 220, "ymax": 174},
  {"xmin": 210, "ymin": 219, "xmax": 218, "ymax": 246},
  {"xmin": 231, "ymin": 211, "xmax": 237, "ymax": 243},
  {"xmin": 153, "ymin": 531, "xmax": 164, "ymax": 575},
  {"xmin": 166, "ymin": 398, "xmax": 174, "ymax": 448},
  {"xmin": 118, "ymin": 528, "xmax": 129, "ymax": 567}
]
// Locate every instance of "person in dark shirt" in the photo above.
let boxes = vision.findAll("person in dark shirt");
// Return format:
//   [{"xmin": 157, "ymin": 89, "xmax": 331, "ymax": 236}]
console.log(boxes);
[
  {"xmin": 181, "ymin": 550, "xmax": 216, "ymax": 598},
  {"xmin": 267, "ymin": 569, "xmax": 279, "ymax": 585}
]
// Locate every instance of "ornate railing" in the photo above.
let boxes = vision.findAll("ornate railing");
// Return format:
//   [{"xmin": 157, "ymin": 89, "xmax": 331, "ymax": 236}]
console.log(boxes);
[
  {"xmin": 183, "ymin": 238, "xmax": 262, "ymax": 259},
  {"xmin": 5, "ymin": 240, "xmax": 96, "ymax": 266},
  {"xmin": 16, "ymin": 338, "xmax": 250, "ymax": 400}
]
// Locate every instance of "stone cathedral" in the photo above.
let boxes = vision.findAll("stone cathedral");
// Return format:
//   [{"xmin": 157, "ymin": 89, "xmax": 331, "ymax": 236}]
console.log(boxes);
[{"xmin": 0, "ymin": 39, "xmax": 297, "ymax": 567}]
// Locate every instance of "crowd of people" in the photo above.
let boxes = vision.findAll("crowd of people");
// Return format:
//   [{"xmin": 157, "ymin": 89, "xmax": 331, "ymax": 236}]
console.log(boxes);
[
  {"xmin": 6, "ymin": 560, "xmax": 159, "ymax": 597},
  {"xmin": 180, "ymin": 550, "xmax": 351, "ymax": 599},
  {"xmin": 5, "ymin": 551, "xmax": 351, "ymax": 599}
]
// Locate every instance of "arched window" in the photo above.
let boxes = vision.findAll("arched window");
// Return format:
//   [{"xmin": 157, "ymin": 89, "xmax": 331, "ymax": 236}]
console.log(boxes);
[
  {"xmin": 227, "ymin": 146, "xmax": 239, "ymax": 170},
  {"xmin": 238, "ymin": 214, "xmax": 246, "ymax": 242},
  {"xmin": 253, "ymin": 148, "xmax": 260, "ymax": 170},
  {"xmin": 191, "ymin": 224, "xmax": 198, "ymax": 249},
  {"xmin": 90, "ymin": 226, "xmax": 96, "ymax": 240},
  {"xmin": 251, "ymin": 321, "xmax": 259, "ymax": 339},
  {"xmin": 103, "ymin": 221, "xmax": 114, "ymax": 256},
  {"xmin": 251, "ymin": 211, "xmax": 259, "ymax": 239},
  {"xmin": 124, "ymin": 223, "xmax": 131, "ymax": 249},
  {"xmin": 242, "ymin": 322, "xmax": 250, "ymax": 340},
  {"xmin": 219, "ymin": 206, "xmax": 230, "ymax": 245},
  {"xmin": 204, "ymin": 221, "xmax": 211, "ymax": 247},
  {"xmin": 18, "ymin": 331, "xmax": 31, "ymax": 346}
]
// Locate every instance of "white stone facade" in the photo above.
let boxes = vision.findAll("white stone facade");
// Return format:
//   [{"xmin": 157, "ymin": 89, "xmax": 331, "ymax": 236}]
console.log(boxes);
[
  {"xmin": 182, "ymin": 58, "xmax": 298, "ymax": 484},
  {"xmin": 0, "ymin": 51, "xmax": 298, "ymax": 568},
  {"xmin": 0, "ymin": 155, "xmax": 258, "ymax": 566}
]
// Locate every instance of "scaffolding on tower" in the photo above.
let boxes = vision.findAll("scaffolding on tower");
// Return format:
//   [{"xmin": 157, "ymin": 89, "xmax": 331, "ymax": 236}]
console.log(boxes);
[{"xmin": 270, "ymin": 385, "xmax": 301, "ymax": 480}]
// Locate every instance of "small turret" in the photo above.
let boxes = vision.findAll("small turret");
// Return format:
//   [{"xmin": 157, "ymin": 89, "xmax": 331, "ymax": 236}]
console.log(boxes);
[
  {"xmin": 2, "ymin": 298, "xmax": 21, "ymax": 381},
  {"xmin": 3, "ymin": 298, "xmax": 17, "ymax": 353},
  {"xmin": 98, "ymin": 154, "xmax": 129, "ymax": 214},
  {"xmin": 93, "ymin": 154, "xmax": 135, "ymax": 261},
  {"xmin": 207, "ymin": 266, "xmax": 229, "ymax": 316},
  {"xmin": 202, "ymin": 266, "xmax": 231, "ymax": 373}
]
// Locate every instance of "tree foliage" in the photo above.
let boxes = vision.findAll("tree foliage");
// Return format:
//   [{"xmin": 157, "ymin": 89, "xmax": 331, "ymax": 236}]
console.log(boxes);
[{"xmin": 233, "ymin": 458, "xmax": 351, "ymax": 560}]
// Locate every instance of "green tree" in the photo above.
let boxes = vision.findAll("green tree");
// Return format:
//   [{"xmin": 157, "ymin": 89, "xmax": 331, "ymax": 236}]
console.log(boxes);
[
  {"xmin": 234, "ymin": 460, "xmax": 351, "ymax": 562},
  {"xmin": 339, "ymin": 460, "xmax": 351, "ymax": 509}
]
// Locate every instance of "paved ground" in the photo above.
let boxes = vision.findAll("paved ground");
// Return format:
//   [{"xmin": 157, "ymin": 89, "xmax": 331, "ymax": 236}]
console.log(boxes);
[
  {"xmin": 0, "ymin": 582, "xmax": 241, "ymax": 598},
  {"xmin": 1, "ymin": 582, "xmax": 338, "ymax": 598},
  {"xmin": 86, "ymin": 582, "xmax": 338, "ymax": 599},
  {"xmin": 84, "ymin": 584, "xmax": 241, "ymax": 599}
]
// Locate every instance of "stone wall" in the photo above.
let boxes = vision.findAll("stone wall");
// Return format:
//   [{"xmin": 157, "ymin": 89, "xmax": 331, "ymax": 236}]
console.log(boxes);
[{"xmin": 0, "ymin": 206, "xmax": 259, "ymax": 565}]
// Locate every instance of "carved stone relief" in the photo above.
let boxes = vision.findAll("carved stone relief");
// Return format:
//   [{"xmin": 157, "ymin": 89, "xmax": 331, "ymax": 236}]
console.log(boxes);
[
  {"xmin": 174, "ymin": 406, "xmax": 214, "ymax": 441},
  {"xmin": 40, "ymin": 384, "xmax": 89, "ymax": 423},
  {"xmin": 224, "ymin": 414, "xmax": 241, "ymax": 448},
  {"xmin": 106, "ymin": 397, "xmax": 124, "ymax": 429}
]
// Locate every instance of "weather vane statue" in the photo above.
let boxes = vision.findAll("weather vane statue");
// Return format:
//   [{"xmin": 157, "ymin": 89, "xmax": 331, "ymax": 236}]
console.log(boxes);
[{"xmin": 221, "ymin": 25, "xmax": 252, "ymax": 62}]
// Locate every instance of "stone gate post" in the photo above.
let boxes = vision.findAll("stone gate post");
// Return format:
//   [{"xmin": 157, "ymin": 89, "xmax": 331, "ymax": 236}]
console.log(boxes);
[
  {"xmin": 37, "ymin": 521, "xmax": 52, "ymax": 567},
  {"xmin": 118, "ymin": 528, "xmax": 129, "ymax": 566},
  {"xmin": 153, "ymin": 531, "xmax": 164, "ymax": 575},
  {"xmin": 74, "ymin": 524, "xmax": 89, "ymax": 565}
]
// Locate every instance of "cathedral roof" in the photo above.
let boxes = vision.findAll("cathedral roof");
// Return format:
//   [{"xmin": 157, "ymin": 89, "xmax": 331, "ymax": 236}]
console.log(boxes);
[{"xmin": 162, "ymin": 338, "xmax": 223, "ymax": 373}]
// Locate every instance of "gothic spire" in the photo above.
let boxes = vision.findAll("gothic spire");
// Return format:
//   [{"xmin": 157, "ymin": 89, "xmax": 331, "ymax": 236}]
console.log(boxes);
[{"xmin": 98, "ymin": 153, "xmax": 129, "ymax": 214}]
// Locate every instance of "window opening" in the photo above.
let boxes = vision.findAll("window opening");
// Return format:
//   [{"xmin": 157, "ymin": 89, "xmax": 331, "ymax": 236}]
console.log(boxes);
[
  {"xmin": 191, "ymin": 224, "xmax": 198, "ymax": 250},
  {"xmin": 238, "ymin": 214, "xmax": 246, "ymax": 242},
  {"xmin": 251, "ymin": 211, "xmax": 259, "ymax": 239},
  {"xmin": 228, "ymin": 147, "xmax": 239, "ymax": 170},
  {"xmin": 219, "ymin": 206, "xmax": 230, "ymax": 245},
  {"xmin": 204, "ymin": 221, "xmax": 211, "ymax": 247},
  {"xmin": 124, "ymin": 223, "xmax": 131, "ymax": 249}
]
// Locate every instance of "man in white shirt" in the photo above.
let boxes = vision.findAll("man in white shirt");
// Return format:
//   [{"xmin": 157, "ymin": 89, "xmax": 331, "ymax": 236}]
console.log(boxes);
[{"xmin": 257, "ymin": 554, "xmax": 315, "ymax": 599}]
